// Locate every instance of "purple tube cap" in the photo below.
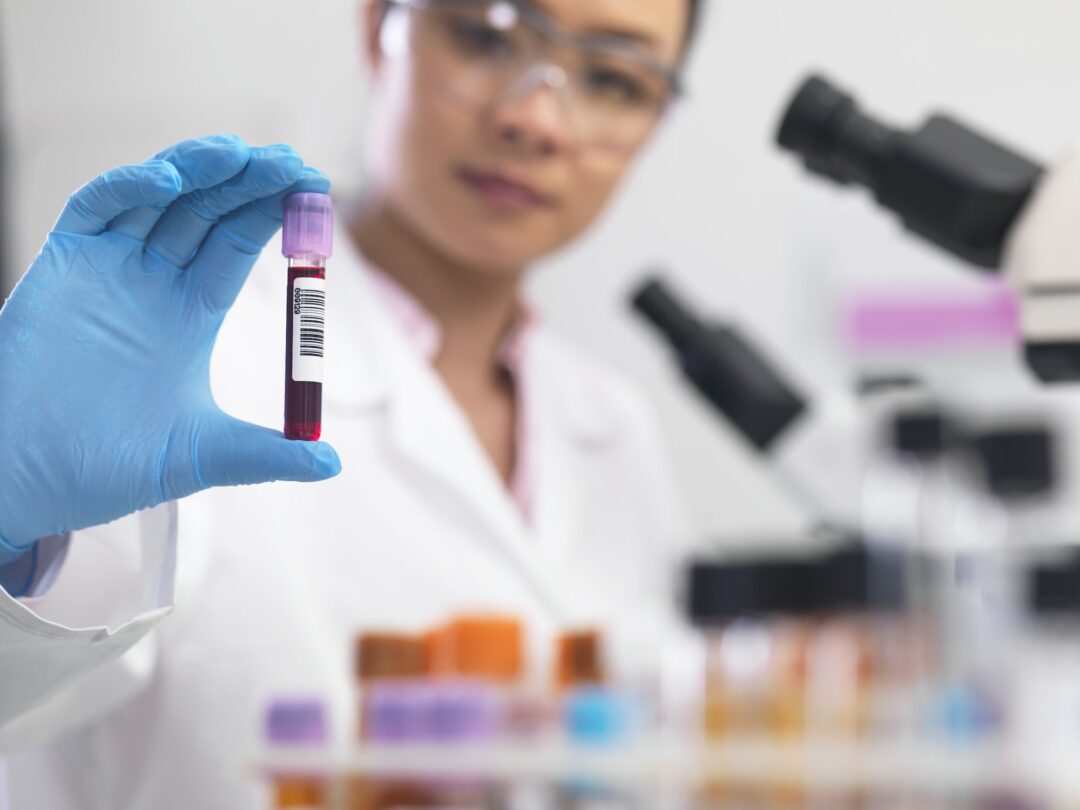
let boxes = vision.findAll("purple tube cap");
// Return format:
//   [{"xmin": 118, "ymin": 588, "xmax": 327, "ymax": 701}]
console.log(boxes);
[
  {"xmin": 364, "ymin": 681, "xmax": 500, "ymax": 744},
  {"xmin": 428, "ymin": 682, "xmax": 499, "ymax": 742},
  {"xmin": 265, "ymin": 697, "xmax": 328, "ymax": 746},
  {"xmin": 366, "ymin": 682, "xmax": 434, "ymax": 744},
  {"xmin": 282, "ymin": 192, "xmax": 333, "ymax": 258}
]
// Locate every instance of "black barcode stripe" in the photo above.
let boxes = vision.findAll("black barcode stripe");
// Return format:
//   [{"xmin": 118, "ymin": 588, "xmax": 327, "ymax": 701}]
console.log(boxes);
[{"xmin": 296, "ymin": 288, "xmax": 325, "ymax": 358}]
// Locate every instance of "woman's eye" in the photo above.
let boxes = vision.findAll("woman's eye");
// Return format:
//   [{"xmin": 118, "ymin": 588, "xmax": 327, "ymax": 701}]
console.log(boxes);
[
  {"xmin": 447, "ymin": 19, "xmax": 514, "ymax": 56},
  {"xmin": 585, "ymin": 67, "xmax": 649, "ymax": 105}
]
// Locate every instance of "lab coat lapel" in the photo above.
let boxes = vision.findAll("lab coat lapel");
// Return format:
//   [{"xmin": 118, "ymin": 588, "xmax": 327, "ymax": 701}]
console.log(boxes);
[
  {"xmin": 528, "ymin": 333, "xmax": 620, "ymax": 580},
  {"xmin": 324, "ymin": 245, "xmax": 568, "ymax": 615},
  {"xmin": 385, "ymin": 344, "xmax": 570, "ymax": 616},
  {"xmin": 528, "ymin": 400, "xmax": 585, "ymax": 584}
]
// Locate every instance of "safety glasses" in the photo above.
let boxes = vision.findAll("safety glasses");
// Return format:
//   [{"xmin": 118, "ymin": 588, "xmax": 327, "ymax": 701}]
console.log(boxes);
[{"xmin": 379, "ymin": 0, "xmax": 683, "ymax": 153}]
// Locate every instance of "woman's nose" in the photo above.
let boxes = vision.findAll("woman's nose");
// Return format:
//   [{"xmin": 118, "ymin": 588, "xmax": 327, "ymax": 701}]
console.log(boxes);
[{"xmin": 485, "ymin": 64, "xmax": 575, "ymax": 156}]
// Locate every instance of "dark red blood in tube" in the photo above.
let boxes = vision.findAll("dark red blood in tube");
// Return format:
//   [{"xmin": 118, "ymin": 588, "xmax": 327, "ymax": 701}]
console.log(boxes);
[{"xmin": 284, "ymin": 265, "xmax": 324, "ymax": 441}]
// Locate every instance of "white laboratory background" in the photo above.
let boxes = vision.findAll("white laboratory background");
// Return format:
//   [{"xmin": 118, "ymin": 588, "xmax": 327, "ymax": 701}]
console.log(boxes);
[{"xmin": 2, "ymin": 0, "xmax": 1079, "ymax": 542}]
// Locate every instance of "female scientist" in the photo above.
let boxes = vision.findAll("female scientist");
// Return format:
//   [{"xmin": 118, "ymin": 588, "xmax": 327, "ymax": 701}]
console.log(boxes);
[
  {"xmin": 2, "ymin": 0, "xmax": 702, "ymax": 807},
  {"xmin": 4, "ymin": 0, "xmax": 1078, "ymax": 807}
]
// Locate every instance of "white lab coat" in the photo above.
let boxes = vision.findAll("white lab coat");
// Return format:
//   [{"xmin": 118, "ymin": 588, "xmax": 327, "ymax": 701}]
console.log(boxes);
[{"xmin": 0, "ymin": 224, "xmax": 689, "ymax": 809}]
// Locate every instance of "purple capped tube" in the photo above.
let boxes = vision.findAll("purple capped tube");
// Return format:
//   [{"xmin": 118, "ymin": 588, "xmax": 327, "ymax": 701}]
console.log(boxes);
[{"xmin": 282, "ymin": 192, "xmax": 333, "ymax": 441}]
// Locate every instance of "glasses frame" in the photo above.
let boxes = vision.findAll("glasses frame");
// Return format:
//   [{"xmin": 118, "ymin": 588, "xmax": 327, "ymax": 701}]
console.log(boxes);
[{"xmin": 380, "ymin": 0, "xmax": 686, "ymax": 101}]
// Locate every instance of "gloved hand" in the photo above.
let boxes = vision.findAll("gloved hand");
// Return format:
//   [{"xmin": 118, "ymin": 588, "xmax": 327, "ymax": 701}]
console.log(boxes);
[{"xmin": 0, "ymin": 135, "xmax": 341, "ymax": 559}]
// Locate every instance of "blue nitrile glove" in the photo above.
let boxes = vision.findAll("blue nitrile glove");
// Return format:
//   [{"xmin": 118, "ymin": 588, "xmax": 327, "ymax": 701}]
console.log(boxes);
[{"xmin": 0, "ymin": 135, "xmax": 342, "ymax": 560}]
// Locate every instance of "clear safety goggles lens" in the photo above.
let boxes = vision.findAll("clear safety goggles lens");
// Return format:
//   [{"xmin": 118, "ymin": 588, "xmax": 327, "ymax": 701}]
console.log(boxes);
[{"xmin": 381, "ymin": 0, "xmax": 679, "ymax": 151}]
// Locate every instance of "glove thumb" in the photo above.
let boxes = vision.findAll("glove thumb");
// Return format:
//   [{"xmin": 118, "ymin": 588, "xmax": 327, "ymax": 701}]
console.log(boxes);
[{"xmin": 197, "ymin": 416, "xmax": 342, "ymax": 489}]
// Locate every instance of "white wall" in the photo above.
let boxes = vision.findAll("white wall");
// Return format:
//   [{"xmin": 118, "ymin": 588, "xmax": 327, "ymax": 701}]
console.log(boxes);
[{"xmin": 3, "ymin": 0, "xmax": 1080, "ymax": 545}]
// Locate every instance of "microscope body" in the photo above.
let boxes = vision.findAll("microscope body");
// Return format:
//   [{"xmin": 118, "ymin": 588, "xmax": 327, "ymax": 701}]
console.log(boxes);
[
  {"xmin": 1004, "ymin": 145, "xmax": 1080, "ymax": 381},
  {"xmin": 779, "ymin": 75, "xmax": 1080, "ymax": 383}
]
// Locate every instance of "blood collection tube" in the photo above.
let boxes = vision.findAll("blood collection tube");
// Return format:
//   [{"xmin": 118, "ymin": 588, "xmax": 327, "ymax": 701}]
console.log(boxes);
[
  {"xmin": 264, "ymin": 698, "xmax": 329, "ymax": 809},
  {"xmin": 281, "ymin": 192, "xmax": 333, "ymax": 441}
]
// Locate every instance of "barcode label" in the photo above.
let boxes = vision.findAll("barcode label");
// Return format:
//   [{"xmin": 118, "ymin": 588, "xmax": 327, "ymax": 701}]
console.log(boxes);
[{"xmin": 291, "ymin": 277, "xmax": 325, "ymax": 383}]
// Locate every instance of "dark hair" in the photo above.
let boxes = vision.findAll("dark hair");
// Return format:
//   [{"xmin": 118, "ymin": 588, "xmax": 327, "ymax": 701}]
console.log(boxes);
[{"xmin": 683, "ymin": 0, "xmax": 704, "ymax": 54}]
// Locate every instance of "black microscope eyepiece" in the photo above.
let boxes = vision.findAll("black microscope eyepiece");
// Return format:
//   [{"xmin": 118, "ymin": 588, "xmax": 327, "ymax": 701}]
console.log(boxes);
[
  {"xmin": 631, "ymin": 279, "xmax": 708, "ymax": 357},
  {"xmin": 631, "ymin": 276, "xmax": 806, "ymax": 452},
  {"xmin": 777, "ymin": 75, "xmax": 898, "ymax": 192},
  {"xmin": 776, "ymin": 74, "xmax": 1043, "ymax": 270}
]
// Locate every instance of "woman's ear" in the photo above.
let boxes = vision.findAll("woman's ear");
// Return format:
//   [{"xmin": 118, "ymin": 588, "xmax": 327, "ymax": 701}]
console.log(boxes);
[{"xmin": 359, "ymin": 0, "xmax": 386, "ymax": 75}]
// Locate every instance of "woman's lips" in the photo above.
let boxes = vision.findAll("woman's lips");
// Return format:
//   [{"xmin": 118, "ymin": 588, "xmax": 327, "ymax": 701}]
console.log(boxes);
[{"xmin": 457, "ymin": 168, "xmax": 555, "ymax": 211}]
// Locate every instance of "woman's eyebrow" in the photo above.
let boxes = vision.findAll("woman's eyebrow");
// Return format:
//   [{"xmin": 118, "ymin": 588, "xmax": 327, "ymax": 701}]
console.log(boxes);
[
  {"xmin": 517, "ymin": 0, "xmax": 662, "ymax": 51},
  {"xmin": 582, "ymin": 25, "xmax": 660, "ymax": 50}
]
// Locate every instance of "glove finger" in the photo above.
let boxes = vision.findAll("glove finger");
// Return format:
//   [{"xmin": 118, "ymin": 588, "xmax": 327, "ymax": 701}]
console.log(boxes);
[
  {"xmin": 185, "ymin": 167, "xmax": 331, "ymax": 314},
  {"xmin": 196, "ymin": 416, "xmax": 342, "ymax": 488},
  {"xmin": 144, "ymin": 144, "xmax": 303, "ymax": 268},
  {"xmin": 107, "ymin": 134, "xmax": 252, "ymax": 242},
  {"xmin": 53, "ymin": 160, "xmax": 183, "ymax": 236}
]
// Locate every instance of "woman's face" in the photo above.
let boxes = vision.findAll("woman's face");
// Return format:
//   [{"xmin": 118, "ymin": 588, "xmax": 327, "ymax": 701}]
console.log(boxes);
[{"xmin": 363, "ymin": 0, "xmax": 688, "ymax": 272}]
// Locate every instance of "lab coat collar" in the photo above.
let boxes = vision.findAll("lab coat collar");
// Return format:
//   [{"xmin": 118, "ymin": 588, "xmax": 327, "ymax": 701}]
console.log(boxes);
[
  {"xmin": 322, "ymin": 222, "xmax": 620, "ymax": 448},
  {"xmin": 321, "ymin": 218, "xmax": 622, "ymax": 613}
]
